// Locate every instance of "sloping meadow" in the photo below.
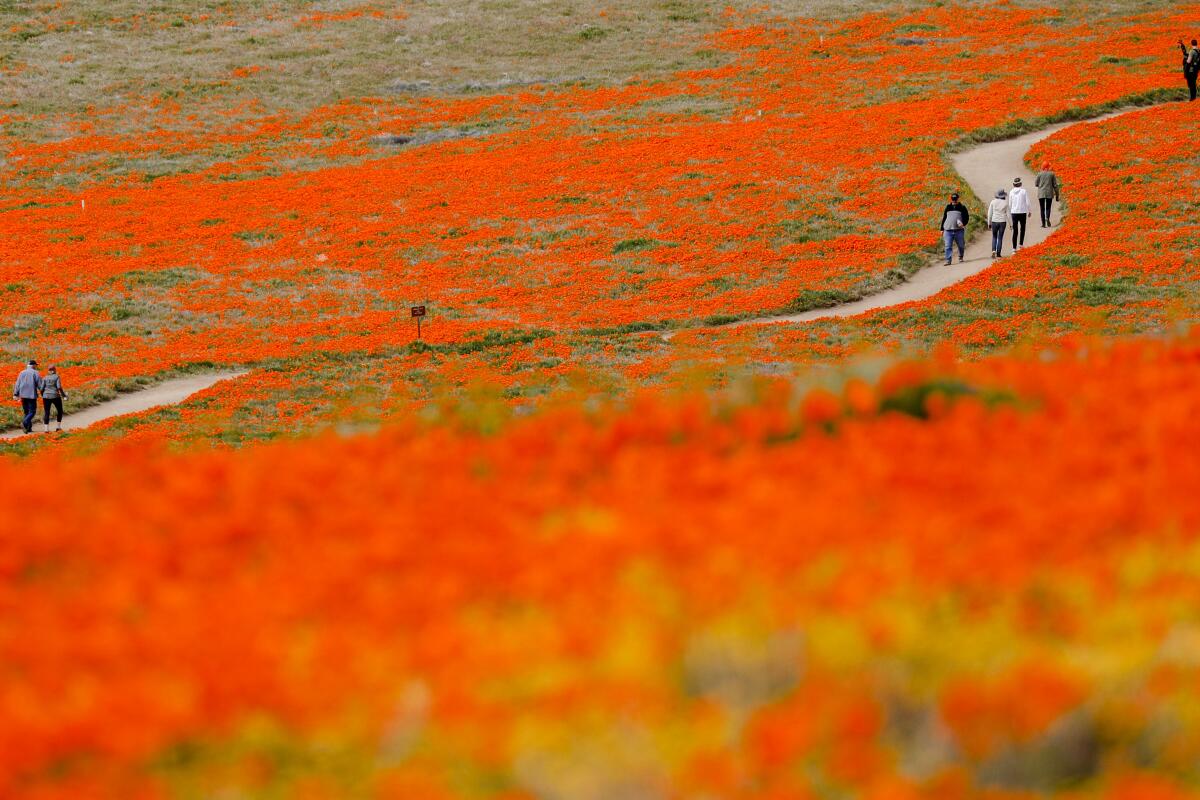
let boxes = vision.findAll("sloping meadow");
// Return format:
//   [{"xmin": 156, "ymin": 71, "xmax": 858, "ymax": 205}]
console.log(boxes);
[
  {"xmin": 0, "ymin": 4, "xmax": 1187, "ymax": 400},
  {"xmin": 7, "ymin": 2, "xmax": 1200, "ymax": 798}
]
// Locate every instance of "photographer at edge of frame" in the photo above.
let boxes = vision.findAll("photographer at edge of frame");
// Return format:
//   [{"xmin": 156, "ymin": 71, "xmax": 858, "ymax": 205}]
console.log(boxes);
[{"xmin": 1181, "ymin": 38, "xmax": 1200, "ymax": 101}]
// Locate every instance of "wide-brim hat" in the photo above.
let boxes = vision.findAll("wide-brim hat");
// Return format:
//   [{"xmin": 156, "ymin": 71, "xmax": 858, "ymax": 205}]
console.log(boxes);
[
  {"xmin": 1012, "ymin": 177, "xmax": 1022, "ymax": 186},
  {"xmin": 995, "ymin": 189, "xmax": 1007, "ymax": 198}
]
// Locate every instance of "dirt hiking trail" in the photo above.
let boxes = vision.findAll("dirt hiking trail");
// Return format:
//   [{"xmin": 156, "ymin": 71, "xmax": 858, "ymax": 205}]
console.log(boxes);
[
  {"xmin": 2, "ymin": 372, "xmax": 245, "ymax": 440},
  {"xmin": 733, "ymin": 109, "xmax": 1135, "ymax": 327}
]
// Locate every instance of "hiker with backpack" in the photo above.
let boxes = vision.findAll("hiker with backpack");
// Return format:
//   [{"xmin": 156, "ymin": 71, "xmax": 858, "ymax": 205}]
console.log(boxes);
[{"xmin": 1181, "ymin": 39, "xmax": 1200, "ymax": 101}]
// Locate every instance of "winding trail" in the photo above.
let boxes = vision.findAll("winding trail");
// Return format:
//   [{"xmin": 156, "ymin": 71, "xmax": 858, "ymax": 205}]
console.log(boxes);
[
  {"xmin": 728, "ymin": 109, "xmax": 1134, "ymax": 327},
  {"xmin": 1, "ymin": 371, "xmax": 245, "ymax": 440},
  {"xmin": 0, "ymin": 110, "xmax": 1152, "ymax": 440}
]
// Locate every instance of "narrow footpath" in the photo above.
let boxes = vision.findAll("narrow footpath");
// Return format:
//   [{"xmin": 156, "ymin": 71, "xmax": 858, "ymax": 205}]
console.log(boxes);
[
  {"xmin": 1, "ymin": 372, "xmax": 245, "ymax": 440},
  {"xmin": 734, "ymin": 109, "xmax": 1134, "ymax": 326}
]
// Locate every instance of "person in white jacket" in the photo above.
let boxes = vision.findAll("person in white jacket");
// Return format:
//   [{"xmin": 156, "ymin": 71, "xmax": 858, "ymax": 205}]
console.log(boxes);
[
  {"xmin": 1008, "ymin": 177, "xmax": 1030, "ymax": 251},
  {"xmin": 987, "ymin": 189, "xmax": 1009, "ymax": 258}
]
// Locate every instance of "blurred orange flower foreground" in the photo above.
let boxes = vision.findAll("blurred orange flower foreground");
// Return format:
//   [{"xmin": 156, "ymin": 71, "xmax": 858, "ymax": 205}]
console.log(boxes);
[{"xmin": 6, "ymin": 330, "xmax": 1200, "ymax": 798}]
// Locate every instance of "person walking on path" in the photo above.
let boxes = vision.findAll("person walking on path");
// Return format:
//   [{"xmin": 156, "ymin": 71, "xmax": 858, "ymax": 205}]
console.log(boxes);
[
  {"xmin": 12, "ymin": 359, "xmax": 42, "ymax": 434},
  {"xmin": 987, "ymin": 189, "xmax": 1009, "ymax": 258},
  {"xmin": 40, "ymin": 365, "xmax": 67, "ymax": 433},
  {"xmin": 1035, "ymin": 163, "xmax": 1060, "ymax": 228},
  {"xmin": 1181, "ymin": 39, "xmax": 1200, "ymax": 101},
  {"xmin": 939, "ymin": 191, "xmax": 970, "ymax": 266},
  {"xmin": 1009, "ymin": 177, "xmax": 1030, "ymax": 251}
]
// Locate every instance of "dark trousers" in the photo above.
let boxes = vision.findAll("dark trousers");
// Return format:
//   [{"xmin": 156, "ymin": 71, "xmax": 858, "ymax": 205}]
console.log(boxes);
[
  {"xmin": 990, "ymin": 221, "xmax": 1007, "ymax": 255},
  {"xmin": 43, "ymin": 397, "xmax": 63, "ymax": 425},
  {"xmin": 1011, "ymin": 213, "xmax": 1027, "ymax": 247},
  {"xmin": 1188, "ymin": 71, "xmax": 1198, "ymax": 101},
  {"xmin": 20, "ymin": 398, "xmax": 37, "ymax": 432},
  {"xmin": 1039, "ymin": 197, "xmax": 1054, "ymax": 226}
]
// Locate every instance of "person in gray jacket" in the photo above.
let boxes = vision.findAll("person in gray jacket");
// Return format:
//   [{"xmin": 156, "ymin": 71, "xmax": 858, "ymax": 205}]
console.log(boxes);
[
  {"xmin": 1035, "ymin": 162, "xmax": 1061, "ymax": 228},
  {"xmin": 12, "ymin": 359, "xmax": 42, "ymax": 434},
  {"xmin": 40, "ymin": 365, "xmax": 67, "ymax": 432}
]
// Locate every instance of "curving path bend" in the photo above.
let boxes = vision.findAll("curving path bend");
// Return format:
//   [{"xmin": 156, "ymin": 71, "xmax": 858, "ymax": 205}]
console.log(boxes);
[
  {"xmin": 726, "ymin": 109, "xmax": 1134, "ymax": 328},
  {"xmin": 1, "ymin": 371, "xmax": 246, "ymax": 440}
]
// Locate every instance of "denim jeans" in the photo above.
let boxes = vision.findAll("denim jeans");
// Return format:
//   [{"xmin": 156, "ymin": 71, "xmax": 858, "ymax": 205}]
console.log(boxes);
[
  {"xmin": 943, "ymin": 229, "xmax": 965, "ymax": 261},
  {"xmin": 990, "ymin": 222, "xmax": 1007, "ymax": 255},
  {"xmin": 20, "ymin": 398, "xmax": 37, "ymax": 432}
]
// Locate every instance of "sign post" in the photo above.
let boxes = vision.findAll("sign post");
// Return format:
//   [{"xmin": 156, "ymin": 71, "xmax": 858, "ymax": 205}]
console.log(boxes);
[{"xmin": 411, "ymin": 305, "xmax": 426, "ymax": 340}]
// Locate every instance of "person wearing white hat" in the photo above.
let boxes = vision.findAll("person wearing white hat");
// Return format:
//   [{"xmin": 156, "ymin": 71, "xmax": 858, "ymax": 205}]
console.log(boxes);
[
  {"xmin": 987, "ymin": 188, "xmax": 1009, "ymax": 258},
  {"xmin": 1009, "ymin": 177, "xmax": 1030, "ymax": 251}
]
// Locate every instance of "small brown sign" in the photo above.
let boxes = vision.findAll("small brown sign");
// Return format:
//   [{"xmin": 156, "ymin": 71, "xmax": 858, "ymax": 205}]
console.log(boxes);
[{"xmin": 411, "ymin": 305, "xmax": 426, "ymax": 318}]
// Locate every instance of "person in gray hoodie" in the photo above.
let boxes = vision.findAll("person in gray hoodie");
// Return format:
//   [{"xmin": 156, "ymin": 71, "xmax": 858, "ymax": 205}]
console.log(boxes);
[
  {"xmin": 40, "ymin": 364, "xmax": 67, "ymax": 432},
  {"xmin": 12, "ymin": 359, "xmax": 42, "ymax": 434}
]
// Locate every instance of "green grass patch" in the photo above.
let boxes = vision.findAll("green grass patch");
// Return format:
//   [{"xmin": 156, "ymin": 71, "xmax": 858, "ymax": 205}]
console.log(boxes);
[
  {"xmin": 1074, "ymin": 275, "xmax": 1151, "ymax": 306},
  {"xmin": 613, "ymin": 237, "xmax": 663, "ymax": 254},
  {"xmin": 880, "ymin": 377, "xmax": 1017, "ymax": 420},
  {"xmin": 110, "ymin": 267, "xmax": 201, "ymax": 289},
  {"xmin": 784, "ymin": 288, "xmax": 858, "ymax": 313},
  {"xmin": 233, "ymin": 229, "xmax": 280, "ymax": 244},
  {"xmin": 91, "ymin": 298, "xmax": 150, "ymax": 321}
]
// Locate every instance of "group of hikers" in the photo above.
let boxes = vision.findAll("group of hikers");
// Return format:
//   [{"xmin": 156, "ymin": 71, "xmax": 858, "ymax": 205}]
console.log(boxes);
[
  {"xmin": 938, "ymin": 163, "xmax": 1061, "ymax": 264},
  {"xmin": 934, "ymin": 38, "xmax": 1200, "ymax": 265},
  {"xmin": 12, "ymin": 359, "xmax": 67, "ymax": 434}
]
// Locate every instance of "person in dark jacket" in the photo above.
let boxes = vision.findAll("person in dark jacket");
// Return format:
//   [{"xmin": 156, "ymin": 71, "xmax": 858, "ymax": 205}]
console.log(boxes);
[
  {"xmin": 40, "ymin": 365, "xmax": 67, "ymax": 432},
  {"xmin": 939, "ymin": 192, "xmax": 970, "ymax": 266},
  {"xmin": 12, "ymin": 359, "xmax": 42, "ymax": 434},
  {"xmin": 1181, "ymin": 39, "xmax": 1200, "ymax": 101}
]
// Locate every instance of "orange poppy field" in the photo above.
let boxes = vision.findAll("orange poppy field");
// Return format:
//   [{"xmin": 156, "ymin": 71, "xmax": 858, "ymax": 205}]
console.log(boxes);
[{"xmin": 4, "ymin": 1, "xmax": 1200, "ymax": 797}]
